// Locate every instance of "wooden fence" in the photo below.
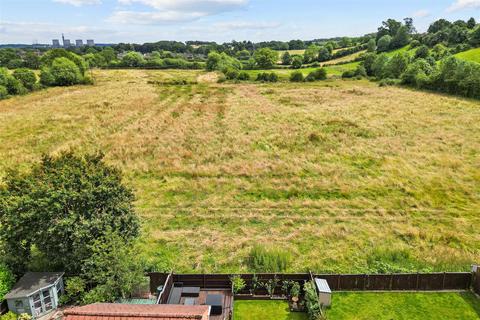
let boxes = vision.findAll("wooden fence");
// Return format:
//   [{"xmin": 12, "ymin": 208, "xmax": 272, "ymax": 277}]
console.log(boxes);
[
  {"xmin": 148, "ymin": 272, "xmax": 473, "ymax": 295},
  {"xmin": 474, "ymin": 269, "xmax": 480, "ymax": 295}
]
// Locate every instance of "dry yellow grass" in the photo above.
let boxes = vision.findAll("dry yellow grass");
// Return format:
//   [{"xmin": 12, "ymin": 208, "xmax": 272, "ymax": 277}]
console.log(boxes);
[{"xmin": 1, "ymin": 69, "xmax": 479, "ymax": 273}]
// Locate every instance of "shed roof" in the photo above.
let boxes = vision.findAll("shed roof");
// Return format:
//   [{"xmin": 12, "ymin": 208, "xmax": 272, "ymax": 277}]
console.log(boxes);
[
  {"xmin": 314, "ymin": 278, "xmax": 332, "ymax": 294},
  {"xmin": 63, "ymin": 303, "xmax": 210, "ymax": 320},
  {"xmin": 5, "ymin": 272, "xmax": 64, "ymax": 300}
]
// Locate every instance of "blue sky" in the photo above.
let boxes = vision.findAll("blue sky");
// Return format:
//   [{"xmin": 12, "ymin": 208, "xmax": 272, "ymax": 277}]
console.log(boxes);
[{"xmin": 0, "ymin": 0, "xmax": 479, "ymax": 44}]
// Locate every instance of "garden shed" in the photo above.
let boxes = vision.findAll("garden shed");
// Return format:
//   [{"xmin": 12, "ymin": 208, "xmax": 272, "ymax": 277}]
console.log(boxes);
[
  {"xmin": 4, "ymin": 272, "xmax": 64, "ymax": 318},
  {"xmin": 314, "ymin": 278, "xmax": 332, "ymax": 307}
]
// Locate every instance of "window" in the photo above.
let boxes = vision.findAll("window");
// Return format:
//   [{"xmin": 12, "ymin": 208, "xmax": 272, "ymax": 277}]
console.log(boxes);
[
  {"xmin": 33, "ymin": 293, "xmax": 42, "ymax": 315},
  {"xmin": 15, "ymin": 300, "xmax": 25, "ymax": 313},
  {"xmin": 42, "ymin": 290, "xmax": 52, "ymax": 311}
]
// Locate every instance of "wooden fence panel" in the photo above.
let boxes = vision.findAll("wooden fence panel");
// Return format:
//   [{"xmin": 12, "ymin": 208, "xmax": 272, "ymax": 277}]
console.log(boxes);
[{"xmin": 148, "ymin": 272, "xmax": 473, "ymax": 295}]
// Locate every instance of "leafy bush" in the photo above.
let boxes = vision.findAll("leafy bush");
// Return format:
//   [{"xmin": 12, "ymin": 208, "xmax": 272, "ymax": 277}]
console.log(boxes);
[
  {"xmin": 0, "ymin": 263, "xmax": 15, "ymax": 301},
  {"xmin": 121, "ymin": 51, "xmax": 145, "ymax": 67},
  {"xmin": 230, "ymin": 275, "xmax": 246, "ymax": 294},
  {"xmin": 40, "ymin": 49, "xmax": 87, "ymax": 75},
  {"xmin": 379, "ymin": 78, "xmax": 400, "ymax": 87},
  {"xmin": 253, "ymin": 48, "xmax": 278, "ymax": 69},
  {"xmin": 206, "ymin": 52, "xmax": 242, "ymax": 72},
  {"xmin": 225, "ymin": 68, "xmax": 239, "ymax": 80},
  {"xmin": 248, "ymin": 245, "xmax": 291, "ymax": 272},
  {"xmin": 0, "ymin": 68, "xmax": 26, "ymax": 95},
  {"xmin": 256, "ymin": 72, "xmax": 278, "ymax": 82},
  {"xmin": 12, "ymin": 68, "xmax": 37, "ymax": 90},
  {"xmin": 291, "ymin": 55, "xmax": 303, "ymax": 69},
  {"xmin": 342, "ymin": 70, "xmax": 356, "ymax": 78},
  {"xmin": 290, "ymin": 71, "xmax": 304, "ymax": 82},
  {"xmin": 237, "ymin": 71, "xmax": 250, "ymax": 81},
  {"xmin": 304, "ymin": 281, "xmax": 327, "ymax": 320},
  {"xmin": 0, "ymin": 312, "xmax": 17, "ymax": 320},
  {"xmin": 61, "ymin": 276, "xmax": 86, "ymax": 305},
  {"xmin": 48, "ymin": 57, "xmax": 83, "ymax": 86},
  {"xmin": 306, "ymin": 68, "xmax": 327, "ymax": 81},
  {"xmin": 262, "ymin": 275, "xmax": 279, "ymax": 297},
  {"xmin": 0, "ymin": 85, "xmax": 8, "ymax": 99}
]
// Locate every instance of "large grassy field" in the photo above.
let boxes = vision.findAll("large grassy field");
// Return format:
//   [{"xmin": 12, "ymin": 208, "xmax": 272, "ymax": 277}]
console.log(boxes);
[{"xmin": 0, "ymin": 69, "xmax": 479, "ymax": 273}]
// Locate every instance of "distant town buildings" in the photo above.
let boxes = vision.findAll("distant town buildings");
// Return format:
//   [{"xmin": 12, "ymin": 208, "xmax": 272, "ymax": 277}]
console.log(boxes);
[{"xmin": 51, "ymin": 35, "xmax": 95, "ymax": 48}]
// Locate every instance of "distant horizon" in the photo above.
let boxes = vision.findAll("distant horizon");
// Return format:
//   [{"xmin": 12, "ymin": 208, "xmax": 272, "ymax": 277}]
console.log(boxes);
[{"xmin": 1, "ymin": 0, "xmax": 479, "ymax": 44}]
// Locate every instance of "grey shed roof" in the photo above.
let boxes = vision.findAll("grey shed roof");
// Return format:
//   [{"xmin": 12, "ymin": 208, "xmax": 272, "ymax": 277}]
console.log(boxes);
[
  {"xmin": 4, "ymin": 272, "xmax": 64, "ymax": 300},
  {"xmin": 314, "ymin": 278, "xmax": 332, "ymax": 294}
]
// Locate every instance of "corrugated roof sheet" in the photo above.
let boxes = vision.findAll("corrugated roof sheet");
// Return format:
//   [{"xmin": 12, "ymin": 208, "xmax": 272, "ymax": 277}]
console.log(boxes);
[
  {"xmin": 314, "ymin": 278, "xmax": 332, "ymax": 294},
  {"xmin": 5, "ymin": 272, "xmax": 64, "ymax": 299},
  {"xmin": 63, "ymin": 303, "xmax": 210, "ymax": 320}
]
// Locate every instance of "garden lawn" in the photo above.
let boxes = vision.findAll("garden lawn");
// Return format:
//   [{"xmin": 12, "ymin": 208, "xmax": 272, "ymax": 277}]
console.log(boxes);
[
  {"xmin": 327, "ymin": 292, "xmax": 480, "ymax": 320},
  {"xmin": 234, "ymin": 300, "xmax": 307, "ymax": 320}
]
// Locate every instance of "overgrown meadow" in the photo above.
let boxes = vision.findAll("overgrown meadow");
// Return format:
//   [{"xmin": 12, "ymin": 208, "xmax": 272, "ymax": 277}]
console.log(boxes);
[{"xmin": 0, "ymin": 69, "xmax": 479, "ymax": 273}]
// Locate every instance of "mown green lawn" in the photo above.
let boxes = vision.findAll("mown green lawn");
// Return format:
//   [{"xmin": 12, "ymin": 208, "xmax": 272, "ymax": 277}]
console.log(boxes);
[
  {"xmin": 327, "ymin": 292, "xmax": 480, "ymax": 320},
  {"xmin": 455, "ymin": 47, "xmax": 480, "ymax": 64},
  {"xmin": 234, "ymin": 300, "xmax": 307, "ymax": 320},
  {"xmin": 244, "ymin": 61, "xmax": 359, "ymax": 80}
]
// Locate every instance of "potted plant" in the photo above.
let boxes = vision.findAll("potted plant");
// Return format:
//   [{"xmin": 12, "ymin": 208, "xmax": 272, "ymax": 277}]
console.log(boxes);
[
  {"xmin": 263, "ymin": 275, "xmax": 279, "ymax": 298},
  {"xmin": 289, "ymin": 281, "xmax": 301, "ymax": 311}
]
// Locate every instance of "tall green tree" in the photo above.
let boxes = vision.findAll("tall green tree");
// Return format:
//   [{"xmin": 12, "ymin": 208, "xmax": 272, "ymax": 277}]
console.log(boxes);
[
  {"xmin": 253, "ymin": 48, "xmax": 278, "ymax": 69},
  {"xmin": 281, "ymin": 51, "xmax": 292, "ymax": 65},
  {"xmin": 0, "ymin": 151, "xmax": 139, "ymax": 275}
]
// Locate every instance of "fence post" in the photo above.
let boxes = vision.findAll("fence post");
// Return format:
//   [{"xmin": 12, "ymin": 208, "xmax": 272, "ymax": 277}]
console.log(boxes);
[
  {"xmin": 416, "ymin": 272, "xmax": 420, "ymax": 291},
  {"xmin": 337, "ymin": 275, "xmax": 341, "ymax": 291},
  {"xmin": 389, "ymin": 274, "xmax": 393, "ymax": 291},
  {"xmin": 442, "ymin": 272, "xmax": 446, "ymax": 290}
]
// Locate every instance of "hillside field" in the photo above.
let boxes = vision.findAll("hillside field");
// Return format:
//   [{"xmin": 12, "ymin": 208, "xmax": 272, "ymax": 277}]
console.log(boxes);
[
  {"xmin": 455, "ymin": 47, "xmax": 480, "ymax": 63},
  {"xmin": 0, "ymin": 69, "xmax": 479, "ymax": 273}
]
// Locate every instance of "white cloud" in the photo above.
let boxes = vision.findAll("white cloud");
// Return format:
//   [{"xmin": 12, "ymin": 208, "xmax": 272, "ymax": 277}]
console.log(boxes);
[
  {"xmin": 412, "ymin": 10, "xmax": 430, "ymax": 18},
  {"xmin": 447, "ymin": 0, "xmax": 480, "ymax": 12},
  {"xmin": 109, "ymin": 0, "xmax": 249, "ymax": 24},
  {"xmin": 53, "ymin": 0, "xmax": 102, "ymax": 6},
  {"xmin": 214, "ymin": 21, "xmax": 280, "ymax": 31}
]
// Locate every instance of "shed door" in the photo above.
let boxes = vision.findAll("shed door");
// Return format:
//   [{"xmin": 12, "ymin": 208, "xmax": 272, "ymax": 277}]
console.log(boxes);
[
  {"xmin": 32, "ymin": 293, "xmax": 43, "ymax": 316},
  {"xmin": 42, "ymin": 290, "xmax": 53, "ymax": 312}
]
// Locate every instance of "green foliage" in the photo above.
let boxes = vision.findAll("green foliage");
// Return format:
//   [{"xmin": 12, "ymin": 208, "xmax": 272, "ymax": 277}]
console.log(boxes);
[
  {"xmin": 305, "ymin": 69, "xmax": 327, "ymax": 82},
  {"xmin": 250, "ymin": 274, "xmax": 260, "ymax": 295},
  {"xmin": 414, "ymin": 45, "xmax": 430, "ymax": 59},
  {"xmin": 303, "ymin": 45, "xmax": 320, "ymax": 63},
  {"xmin": 282, "ymin": 51, "xmax": 292, "ymax": 65},
  {"xmin": 0, "ymin": 312, "xmax": 17, "ymax": 320},
  {"xmin": 12, "ymin": 68, "xmax": 37, "ymax": 90},
  {"xmin": 236, "ymin": 50, "xmax": 251, "ymax": 61},
  {"xmin": 290, "ymin": 71, "xmax": 304, "ymax": 82},
  {"xmin": 0, "ymin": 151, "xmax": 139, "ymax": 275},
  {"xmin": 291, "ymin": 56, "xmax": 303, "ymax": 69},
  {"xmin": 248, "ymin": 245, "xmax": 291, "ymax": 272},
  {"xmin": 304, "ymin": 281, "xmax": 327, "ymax": 320},
  {"xmin": 317, "ymin": 47, "xmax": 332, "ymax": 62},
  {"xmin": 385, "ymin": 52, "xmax": 410, "ymax": 78},
  {"xmin": 237, "ymin": 71, "xmax": 250, "ymax": 81},
  {"xmin": 206, "ymin": 52, "xmax": 242, "ymax": 72},
  {"xmin": 0, "ymin": 68, "xmax": 26, "ymax": 95},
  {"xmin": 39, "ymin": 67, "xmax": 55, "ymax": 86},
  {"xmin": 262, "ymin": 275, "xmax": 279, "ymax": 297},
  {"xmin": 253, "ymin": 48, "xmax": 278, "ymax": 69},
  {"xmin": 48, "ymin": 57, "xmax": 83, "ymax": 86},
  {"xmin": 121, "ymin": 51, "xmax": 145, "ymax": 67},
  {"xmin": 367, "ymin": 38, "xmax": 377, "ymax": 52},
  {"xmin": 230, "ymin": 275, "xmax": 246, "ymax": 294},
  {"xmin": 82, "ymin": 230, "xmax": 144, "ymax": 301},
  {"xmin": 0, "ymin": 263, "xmax": 15, "ymax": 301},
  {"xmin": 60, "ymin": 276, "xmax": 86, "ymax": 305},
  {"xmin": 0, "ymin": 85, "xmax": 8, "ymax": 99},
  {"xmin": 40, "ymin": 49, "xmax": 87, "ymax": 75},
  {"xmin": 225, "ymin": 68, "xmax": 240, "ymax": 80},
  {"xmin": 290, "ymin": 281, "xmax": 301, "ymax": 298},
  {"xmin": 256, "ymin": 72, "xmax": 278, "ymax": 82},
  {"xmin": 391, "ymin": 25, "xmax": 411, "ymax": 49},
  {"xmin": 377, "ymin": 35, "xmax": 392, "ymax": 53}
]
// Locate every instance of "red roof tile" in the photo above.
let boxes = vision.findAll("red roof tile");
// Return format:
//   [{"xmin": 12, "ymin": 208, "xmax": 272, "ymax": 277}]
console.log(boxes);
[{"xmin": 63, "ymin": 304, "xmax": 210, "ymax": 320}]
